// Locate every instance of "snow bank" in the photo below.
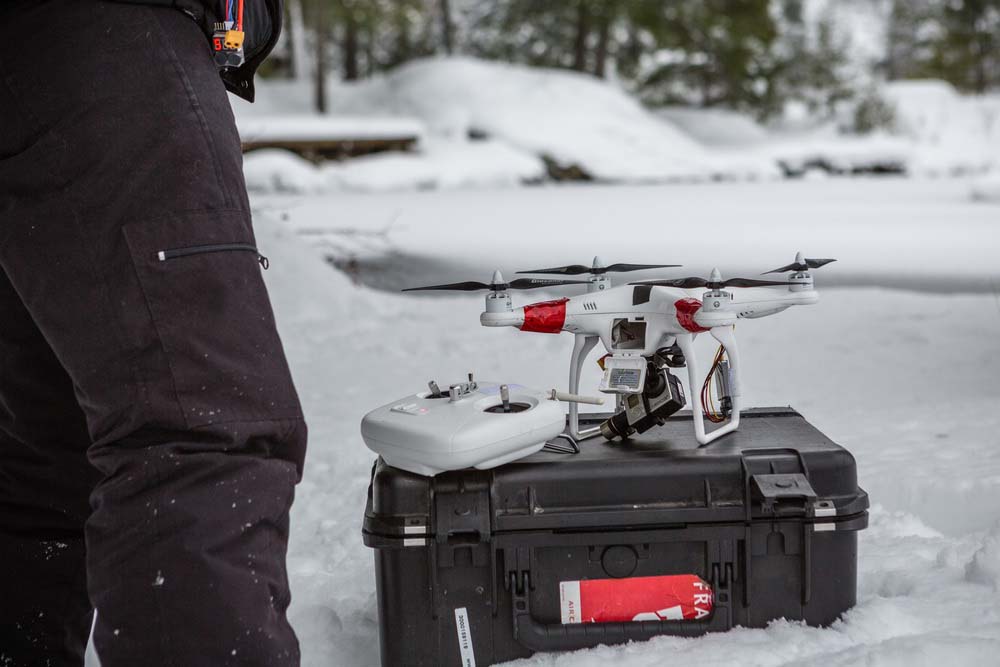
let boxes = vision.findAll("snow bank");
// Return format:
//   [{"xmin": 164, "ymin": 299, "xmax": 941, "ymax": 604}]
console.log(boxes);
[
  {"xmin": 243, "ymin": 149, "xmax": 328, "ymax": 194},
  {"xmin": 965, "ymin": 524, "xmax": 1000, "ymax": 590},
  {"xmin": 882, "ymin": 81, "xmax": 1000, "ymax": 175},
  {"xmin": 325, "ymin": 57, "xmax": 778, "ymax": 182},
  {"xmin": 243, "ymin": 140, "xmax": 545, "ymax": 193},
  {"xmin": 971, "ymin": 172, "xmax": 1000, "ymax": 202},
  {"xmin": 766, "ymin": 130, "xmax": 912, "ymax": 175},
  {"xmin": 234, "ymin": 59, "xmax": 1000, "ymax": 192},
  {"xmin": 656, "ymin": 107, "xmax": 771, "ymax": 147},
  {"xmin": 762, "ymin": 81, "xmax": 1000, "ymax": 177},
  {"xmin": 237, "ymin": 115, "xmax": 425, "ymax": 144},
  {"xmin": 323, "ymin": 139, "xmax": 544, "ymax": 191}
]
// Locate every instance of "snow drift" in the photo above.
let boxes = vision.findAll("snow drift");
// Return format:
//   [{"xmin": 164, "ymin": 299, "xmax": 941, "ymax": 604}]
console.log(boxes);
[
  {"xmin": 970, "ymin": 172, "xmax": 1000, "ymax": 202},
  {"xmin": 234, "ymin": 57, "xmax": 779, "ymax": 193},
  {"xmin": 324, "ymin": 57, "xmax": 775, "ymax": 183},
  {"xmin": 243, "ymin": 140, "xmax": 545, "ymax": 193},
  {"xmin": 882, "ymin": 81, "xmax": 1000, "ymax": 175},
  {"xmin": 233, "ymin": 58, "xmax": 1000, "ymax": 194}
]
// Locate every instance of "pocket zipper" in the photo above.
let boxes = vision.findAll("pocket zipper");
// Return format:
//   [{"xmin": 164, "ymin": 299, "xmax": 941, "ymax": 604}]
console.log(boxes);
[{"xmin": 156, "ymin": 243, "xmax": 269, "ymax": 269}]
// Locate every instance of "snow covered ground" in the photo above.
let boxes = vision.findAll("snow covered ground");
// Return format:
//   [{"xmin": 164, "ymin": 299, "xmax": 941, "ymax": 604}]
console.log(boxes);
[
  {"xmin": 78, "ymin": 174, "xmax": 999, "ymax": 666},
  {"xmin": 972, "ymin": 172, "xmax": 1000, "ymax": 203},
  {"xmin": 232, "ymin": 178, "xmax": 1000, "ymax": 667},
  {"xmin": 266, "ymin": 177, "xmax": 999, "ymax": 294}
]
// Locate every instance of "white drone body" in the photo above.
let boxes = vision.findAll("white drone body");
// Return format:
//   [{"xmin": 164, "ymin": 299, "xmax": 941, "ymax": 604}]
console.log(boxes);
[
  {"xmin": 468, "ymin": 252, "xmax": 828, "ymax": 445},
  {"xmin": 374, "ymin": 252, "xmax": 832, "ymax": 474}
]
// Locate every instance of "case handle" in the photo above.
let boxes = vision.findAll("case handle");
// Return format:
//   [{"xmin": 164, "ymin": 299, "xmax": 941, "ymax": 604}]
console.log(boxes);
[{"xmin": 510, "ymin": 572, "xmax": 732, "ymax": 652}]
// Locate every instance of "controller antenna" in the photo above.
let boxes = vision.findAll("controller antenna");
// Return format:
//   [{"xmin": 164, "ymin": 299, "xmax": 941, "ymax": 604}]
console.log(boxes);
[
  {"xmin": 500, "ymin": 384, "xmax": 511, "ymax": 413},
  {"xmin": 428, "ymin": 380, "xmax": 442, "ymax": 397}
]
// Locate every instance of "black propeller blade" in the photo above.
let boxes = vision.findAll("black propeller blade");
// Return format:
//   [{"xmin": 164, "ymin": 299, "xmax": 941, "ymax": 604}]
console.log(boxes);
[
  {"xmin": 403, "ymin": 278, "xmax": 588, "ymax": 292},
  {"xmin": 630, "ymin": 277, "xmax": 793, "ymax": 290},
  {"xmin": 402, "ymin": 281, "xmax": 492, "ymax": 292},
  {"xmin": 509, "ymin": 278, "xmax": 589, "ymax": 290},
  {"xmin": 724, "ymin": 277, "xmax": 797, "ymax": 288},
  {"xmin": 518, "ymin": 263, "xmax": 681, "ymax": 276},
  {"xmin": 764, "ymin": 258, "xmax": 836, "ymax": 274}
]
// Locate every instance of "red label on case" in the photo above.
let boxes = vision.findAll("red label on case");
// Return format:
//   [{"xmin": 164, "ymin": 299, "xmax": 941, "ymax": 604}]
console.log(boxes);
[
  {"xmin": 559, "ymin": 574, "xmax": 713, "ymax": 624},
  {"xmin": 521, "ymin": 298, "xmax": 569, "ymax": 334}
]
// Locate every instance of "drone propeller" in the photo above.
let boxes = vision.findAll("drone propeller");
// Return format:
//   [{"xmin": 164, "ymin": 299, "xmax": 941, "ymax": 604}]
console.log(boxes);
[
  {"xmin": 403, "ymin": 270, "xmax": 587, "ymax": 292},
  {"xmin": 631, "ymin": 273, "xmax": 792, "ymax": 290},
  {"xmin": 518, "ymin": 256, "xmax": 680, "ymax": 276},
  {"xmin": 763, "ymin": 252, "xmax": 837, "ymax": 274}
]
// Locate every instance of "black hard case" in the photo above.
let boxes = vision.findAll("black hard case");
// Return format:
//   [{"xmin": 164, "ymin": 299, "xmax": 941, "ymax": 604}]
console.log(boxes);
[{"xmin": 363, "ymin": 409, "xmax": 869, "ymax": 666}]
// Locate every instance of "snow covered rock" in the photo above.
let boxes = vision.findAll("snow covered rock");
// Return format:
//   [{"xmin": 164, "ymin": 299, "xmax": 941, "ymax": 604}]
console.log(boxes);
[
  {"xmin": 656, "ymin": 107, "xmax": 771, "ymax": 147},
  {"xmin": 242, "ymin": 141, "xmax": 545, "ymax": 194},
  {"xmin": 970, "ymin": 172, "xmax": 1000, "ymax": 202},
  {"xmin": 882, "ymin": 80, "xmax": 1000, "ymax": 175},
  {"xmin": 326, "ymin": 56, "xmax": 777, "ymax": 182},
  {"xmin": 322, "ymin": 139, "xmax": 545, "ymax": 191},
  {"xmin": 243, "ymin": 149, "xmax": 328, "ymax": 194},
  {"xmin": 965, "ymin": 524, "xmax": 1000, "ymax": 590}
]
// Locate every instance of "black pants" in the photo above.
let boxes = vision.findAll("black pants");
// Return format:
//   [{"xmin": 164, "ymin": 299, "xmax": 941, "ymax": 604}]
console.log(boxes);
[{"xmin": 0, "ymin": 2, "xmax": 306, "ymax": 665}]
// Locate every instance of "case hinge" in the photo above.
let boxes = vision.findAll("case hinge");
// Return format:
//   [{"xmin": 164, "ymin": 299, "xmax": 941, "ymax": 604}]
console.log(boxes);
[{"xmin": 504, "ymin": 546, "xmax": 533, "ymax": 594}]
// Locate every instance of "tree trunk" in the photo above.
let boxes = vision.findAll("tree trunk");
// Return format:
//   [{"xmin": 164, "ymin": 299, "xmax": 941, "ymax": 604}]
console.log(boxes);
[
  {"xmin": 364, "ymin": 21, "xmax": 376, "ymax": 76},
  {"xmin": 440, "ymin": 0, "xmax": 454, "ymax": 55},
  {"xmin": 974, "ymin": 43, "xmax": 986, "ymax": 93},
  {"xmin": 884, "ymin": 1, "xmax": 899, "ymax": 80},
  {"xmin": 972, "ymin": 27, "xmax": 988, "ymax": 93},
  {"xmin": 343, "ymin": 10, "xmax": 359, "ymax": 81},
  {"xmin": 572, "ymin": 1, "xmax": 590, "ymax": 72},
  {"xmin": 288, "ymin": 0, "xmax": 309, "ymax": 81},
  {"xmin": 394, "ymin": 2, "xmax": 411, "ymax": 66},
  {"xmin": 594, "ymin": 10, "xmax": 610, "ymax": 78},
  {"xmin": 314, "ymin": 5, "xmax": 327, "ymax": 113}
]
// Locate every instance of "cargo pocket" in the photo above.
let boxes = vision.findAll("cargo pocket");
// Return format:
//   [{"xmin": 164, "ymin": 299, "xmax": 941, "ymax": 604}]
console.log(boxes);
[{"xmin": 123, "ymin": 209, "xmax": 302, "ymax": 428}]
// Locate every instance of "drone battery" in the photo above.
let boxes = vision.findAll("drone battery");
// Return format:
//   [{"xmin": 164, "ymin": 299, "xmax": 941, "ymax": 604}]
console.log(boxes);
[
  {"xmin": 363, "ymin": 408, "xmax": 868, "ymax": 667},
  {"xmin": 598, "ymin": 355, "xmax": 646, "ymax": 394}
]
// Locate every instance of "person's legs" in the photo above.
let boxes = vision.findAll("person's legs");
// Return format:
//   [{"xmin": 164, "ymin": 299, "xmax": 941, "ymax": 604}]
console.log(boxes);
[
  {"xmin": 0, "ymin": 264, "xmax": 97, "ymax": 664},
  {"xmin": 0, "ymin": 2, "xmax": 306, "ymax": 664}
]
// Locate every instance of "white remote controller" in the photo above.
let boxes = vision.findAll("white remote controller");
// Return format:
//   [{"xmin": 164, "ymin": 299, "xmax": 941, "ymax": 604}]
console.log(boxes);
[{"xmin": 361, "ymin": 378, "xmax": 567, "ymax": 476}]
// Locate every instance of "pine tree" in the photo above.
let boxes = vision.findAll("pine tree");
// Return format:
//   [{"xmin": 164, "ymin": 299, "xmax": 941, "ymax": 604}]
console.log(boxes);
[
  {"xmin": 926, "ymin": 0, "xmax": 1000, "ymax": 93},
  {"xmin": 883, "ymin": 0, "xmax": 940, "ymax": 81},
  {"xmin": 768, "ymin": 0, "xmax": 852, "ymax": 120},
  {"xmin": 631, "ymin": 0, "xmax": 783, "ymax": 116}
]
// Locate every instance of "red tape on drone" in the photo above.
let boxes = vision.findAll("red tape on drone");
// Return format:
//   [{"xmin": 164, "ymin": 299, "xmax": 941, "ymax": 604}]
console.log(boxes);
[
  {"xmin": 559, "ymin": 574, "xmax": 713, "ymax": 624},
  {"xmin": 521, "ymin": 298, "xmax": 569, "ymax": 333},
  {"xmin": 674, "ymin": 298, "xmax": 710, "ymax": 333}
]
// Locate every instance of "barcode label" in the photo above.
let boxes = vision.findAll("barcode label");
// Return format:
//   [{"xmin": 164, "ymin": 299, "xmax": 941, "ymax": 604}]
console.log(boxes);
[{"xmin": 454, "ymin": 607, "xmax": 476, "ymax": 667}]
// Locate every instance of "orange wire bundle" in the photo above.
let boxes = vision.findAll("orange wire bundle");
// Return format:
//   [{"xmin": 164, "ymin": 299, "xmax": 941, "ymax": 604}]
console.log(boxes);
[{"xmin": 701, "ymin": 344, "xmax": 728, "ymax": 424}]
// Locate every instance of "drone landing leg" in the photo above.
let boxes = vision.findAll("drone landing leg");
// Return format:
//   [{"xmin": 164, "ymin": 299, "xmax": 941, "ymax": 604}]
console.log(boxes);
[
  {"xmin": 566, "ymin": 334, "xmax": 601, "ymax": 442},
  {"xmin": 677, "ymin": 330, "xmax": 742, "ymax": 446}
]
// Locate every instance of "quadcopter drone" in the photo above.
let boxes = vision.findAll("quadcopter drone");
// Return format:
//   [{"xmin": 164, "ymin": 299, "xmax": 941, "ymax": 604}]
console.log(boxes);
[{"xmin": 402, "ymin": 252, "xmax": 834, "ymax": 447}]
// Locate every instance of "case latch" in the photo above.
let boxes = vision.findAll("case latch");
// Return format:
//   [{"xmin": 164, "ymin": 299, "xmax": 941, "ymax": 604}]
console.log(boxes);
[
  {"xmin": 432, "ymin": 476, "xmax": 491, "ymax": 567},
  {"xmin": 751, "ymin": 473, "xmax": 817, "ymax": 516}
]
